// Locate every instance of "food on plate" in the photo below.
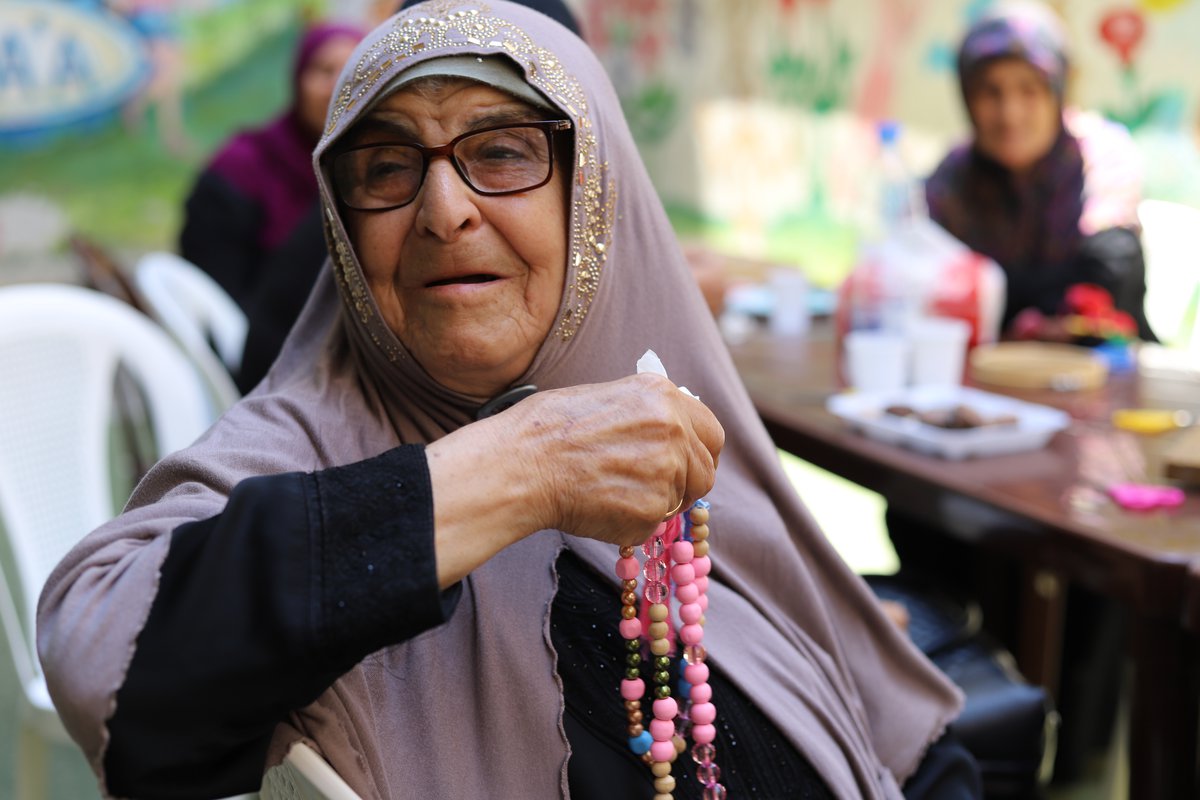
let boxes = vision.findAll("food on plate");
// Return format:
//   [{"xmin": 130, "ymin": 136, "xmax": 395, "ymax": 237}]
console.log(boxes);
[{"xmin": 884, "ymin": 404, "xmax": 1018, "ymax": 430}]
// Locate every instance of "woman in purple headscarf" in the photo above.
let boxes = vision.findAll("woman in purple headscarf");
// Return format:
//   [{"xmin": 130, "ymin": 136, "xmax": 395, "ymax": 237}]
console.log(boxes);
[
  {"xmin": 179, "ymin": 22, "xmax": 363, "ymax": 314},
  {"xmin": 925, "ymin": 1, "xmax": 1155, "ymax": 340}
]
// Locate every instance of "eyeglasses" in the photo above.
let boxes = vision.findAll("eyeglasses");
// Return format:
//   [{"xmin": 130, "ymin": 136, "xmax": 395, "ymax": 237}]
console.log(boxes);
[{"xmin": 331, "ymin": 120, "xmax": 573, "ymax": 212}]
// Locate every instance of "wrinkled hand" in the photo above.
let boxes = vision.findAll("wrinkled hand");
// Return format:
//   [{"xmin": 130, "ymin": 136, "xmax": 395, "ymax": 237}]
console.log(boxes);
[{"xmin": 492, "ymin": 373, "xmax": 724, "ymax": 546}]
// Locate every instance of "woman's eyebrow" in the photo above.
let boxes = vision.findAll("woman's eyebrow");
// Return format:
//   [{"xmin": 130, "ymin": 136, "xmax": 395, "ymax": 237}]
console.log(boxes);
[
  {"xmin": 464, "ymin": 106, "xmax": 546, "ymax": 130},
  {"xmin": 351, "ymin": 117, "xmax": 418, "ymax": 142},
  {"xmin": 348, "ymin": 104, "xmax": 549, "ymax": 145}
]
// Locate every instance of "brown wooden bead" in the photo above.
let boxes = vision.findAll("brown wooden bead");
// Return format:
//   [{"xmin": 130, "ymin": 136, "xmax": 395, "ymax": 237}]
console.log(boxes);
[
  {"xmin": 651, "ymin": 761, "xmax": 672, "ymax": 778},
  {"xmin": 693, "ymin": 540, "xmax": 709, "ymax": 557},
  {"xmin": 691, "ymin": 524, "xmax": 709, "ymax": 540},
  {"xmin": 621, "ymin": 604, "xmax": 638, "ymax": 620},
  {"xmin": 653, "ymin": 794, "xmax": 673, "ymax": 800},
  {"xmin": 650, "ymin": 638, "xmax": 671, "ymax": 656},
  {"xmin": 689, "ymin": 506, "xmax": 709, "ymax": 524},
  {"xmin": 654, "ymin": 775, "xmax": 677, "ymax": 794},
  {"xmin": 673, "ymin": 734, "xmax": 686, "ymax": 753},
  {"xmin": 648, "ymin": 603, "xmax": 669, "ymax": 622},
  {"xmin": 648, "ymin": 621, "xmax": 669, "ymax": 639}
]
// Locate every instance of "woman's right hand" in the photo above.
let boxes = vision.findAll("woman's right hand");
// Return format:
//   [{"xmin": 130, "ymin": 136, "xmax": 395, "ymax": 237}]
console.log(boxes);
[
  {"xmin": 426, "ymin": 374, "xmax": 724, "ymax": 586},
  {"xmin": 513, "ymin": 373, "xmax": 725, "ymax": 545}
]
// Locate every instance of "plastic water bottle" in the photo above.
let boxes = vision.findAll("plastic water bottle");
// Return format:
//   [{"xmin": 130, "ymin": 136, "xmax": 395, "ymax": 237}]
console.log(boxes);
[
  {"xmin": 873, "ymin": 121, "xmax": 925, "ymax": 334},
  {"xmin": 876, "ymin": 120, "xmax": 922, "ymax": 232}
]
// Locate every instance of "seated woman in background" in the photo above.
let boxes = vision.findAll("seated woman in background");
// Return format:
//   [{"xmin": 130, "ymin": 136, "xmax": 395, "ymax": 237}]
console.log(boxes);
[
  {"xmin": 925, "ymin": 1, "xmax": 1156, "ymax": 341},
  {"xmin": 40, "ymin": 3, "xmax": 977, "ymax": 798},
  {"xmin": 179, "ymin": 21, "xmax": 362, "ymax": 316}
]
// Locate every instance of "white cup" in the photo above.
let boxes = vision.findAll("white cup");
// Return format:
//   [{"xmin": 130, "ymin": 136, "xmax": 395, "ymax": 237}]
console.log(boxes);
[
  {"xmin": 908, "ymin": 316, "xmax": 971, "ymax": 387},
  {"xmin": 768, "ymin": 267, "xmax": 810, "ymax": 338},
  {"xmin": 844, "ymin": 329, "xmax": 909, "ymax": 392}
]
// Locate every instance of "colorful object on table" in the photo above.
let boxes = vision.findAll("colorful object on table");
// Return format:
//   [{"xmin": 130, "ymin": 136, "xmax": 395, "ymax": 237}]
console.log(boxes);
[
  {"xmin": 1108, "ymin": 482, "xmax": 1186, "ymax": 510},
  {"xmin": 616, "ymin": 499, "xmax": 724, "ymax": 799},
  {"xmin": 1010, "ymin": 283, "xmax": 1138, "ymax": 349},
  {"xmin": 1111, "ymin": 408, "xmax": 1191, "ymax": 435}
]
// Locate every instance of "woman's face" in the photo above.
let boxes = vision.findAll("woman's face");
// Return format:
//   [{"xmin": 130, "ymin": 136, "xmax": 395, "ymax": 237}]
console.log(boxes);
[
  {"xmin": 297, "ymin": 35, "xmax": 361, "ymax": 136},
  {"xmin": 341, "ymin": 81, "xmax": 568, "ymax": 398},
  {"xmin": 965, "ymin": 57, "xmax": 1061, "ymax": 174}
]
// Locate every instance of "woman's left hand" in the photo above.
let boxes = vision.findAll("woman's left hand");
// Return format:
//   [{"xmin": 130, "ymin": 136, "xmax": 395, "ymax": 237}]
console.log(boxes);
[{"xmin": 425, "ymin": 374, "xmax": 725, "ymax": 586}]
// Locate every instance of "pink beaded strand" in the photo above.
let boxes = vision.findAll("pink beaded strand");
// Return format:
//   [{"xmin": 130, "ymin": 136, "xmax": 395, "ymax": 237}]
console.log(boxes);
[
  {"xmin": 615, "ymin": 502, "xmax": 720, "ymax": 800},
  {"xmin": 679, "ymin": 502, "xmax": 725, "ymax": 798},
  {"xmin": 644, "ymin": 518, "xmax": 678, "ymax": 790},
  {"xmin": 616, "ymin": 545, "xmax": 651, "ymax": 760}
]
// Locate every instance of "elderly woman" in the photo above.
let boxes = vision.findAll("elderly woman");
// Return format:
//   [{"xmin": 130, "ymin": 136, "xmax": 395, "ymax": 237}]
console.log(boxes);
[
  {"xmin": 39, "ymin": 3, "xmax": 976, "ymax": 798},
  {"xmin": 926, "ymin": 1, "xmax": 1155, "ymax": 340}
]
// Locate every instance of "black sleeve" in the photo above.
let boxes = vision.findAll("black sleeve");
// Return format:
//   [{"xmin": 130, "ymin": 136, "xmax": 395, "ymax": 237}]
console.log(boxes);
[
  {"xmin": 235, "ymin": 201, "xmax": 330, "ymax": 394},
  {"xmin": 103, "ymin": 444, "xmax": 461, "ymax": 799},
  {"xmin": 179, "ymin": 170, "xmax": 265, "ymax": 313},
  {"xmin": 1074, "ymin": 227, "xmax": 1158, "ymax": 341}
]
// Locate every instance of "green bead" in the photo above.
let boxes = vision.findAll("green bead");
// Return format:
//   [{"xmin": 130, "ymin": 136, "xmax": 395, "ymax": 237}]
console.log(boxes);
[
  {"xmin": 654, "ymin": 684, "xmax": 672, "ymax": 699},
  {"xmin": 654, "ymin": 670, "xmax": 671, "ymax": 685},
  {"xmin": 654, "ymin": 655, "xmax": 671, "ymax": 670},
  {"xmin": 626, "ymin": 652, "xmax": 642, "ymax": 667},
  {"xmin": 625, "ymin": 667, "xmax": 641, "ymax": 680},
  {"xmin": 626, "ymin": 639, "xmax": 641, "ymax": 652}
]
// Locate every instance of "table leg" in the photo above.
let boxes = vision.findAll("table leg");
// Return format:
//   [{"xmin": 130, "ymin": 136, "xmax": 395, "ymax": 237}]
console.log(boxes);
[
  {"xmin": 1017, "ymin": 567, "xmax": 1065, "ymax": 701},
  {"xmin": 1128, "ymin": 616, "xmax": 1199, "ymax": 798}
]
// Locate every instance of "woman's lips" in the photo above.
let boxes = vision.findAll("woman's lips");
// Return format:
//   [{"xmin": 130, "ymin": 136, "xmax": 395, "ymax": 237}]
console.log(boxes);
[{"xmin": 425, "ymin": 274, "xmax": 500, "ymax": 288}]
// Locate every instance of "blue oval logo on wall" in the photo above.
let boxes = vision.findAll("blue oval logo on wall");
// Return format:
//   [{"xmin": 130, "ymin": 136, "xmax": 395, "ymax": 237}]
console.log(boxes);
[{"xmin": 0, "ymin": 1, "xmax": 149, "ymax": 141}]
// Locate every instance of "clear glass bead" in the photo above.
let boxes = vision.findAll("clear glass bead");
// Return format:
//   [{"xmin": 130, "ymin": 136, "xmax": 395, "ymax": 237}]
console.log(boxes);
[
  {"xmin": 691, "ymin": 743, "xmax": 716, "ymax": 763},
  {"xmin": 643, "ymin": 559, "xmax": 666, "ymax": 583},
  {"xmin": 696, "ymin": 762, "xmax": 721, "ymax": 784},
  {"xmin": 702, "ymin": 783, "xmax": 727, "ymax": 799},
  {"xmin": 642, "ymin": 537, "xmax": 665, "ymax": 559}
]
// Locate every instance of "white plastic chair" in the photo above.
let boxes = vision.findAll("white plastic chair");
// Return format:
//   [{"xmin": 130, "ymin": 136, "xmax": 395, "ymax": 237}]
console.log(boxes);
[
  {"xmin": 260, "ymin": 741, "xmax": 363, "ymax": 800},
  {"xmin": 0, "ymin": 284, "xmax": 217, "ymax": 800},
  {"xmin": 1138, "ymin": 199, "xmax": 1200, "ymax": 350},
  {"xmin": 135, "ymin": 251, "xmax": 248, "ymax": 411}
]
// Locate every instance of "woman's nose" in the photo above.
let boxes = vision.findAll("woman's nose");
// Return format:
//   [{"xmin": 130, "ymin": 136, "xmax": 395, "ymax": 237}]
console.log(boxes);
[{"xmin": 414, "ymin": 157, "xmax": 480, "ymax": 241}]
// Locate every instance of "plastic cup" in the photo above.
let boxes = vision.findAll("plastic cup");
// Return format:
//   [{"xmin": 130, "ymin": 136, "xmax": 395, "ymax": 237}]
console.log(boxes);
[
  {"xmin": 844, "ymin": 330, "xmax": 908, "ymax": 392},
  {"xmin": 768, "ymin": 267, "xmax": 810, "ymax": 338},
  {"xmin": 908, "ymin": 316, "xmax": 971, "ymax": 387}
]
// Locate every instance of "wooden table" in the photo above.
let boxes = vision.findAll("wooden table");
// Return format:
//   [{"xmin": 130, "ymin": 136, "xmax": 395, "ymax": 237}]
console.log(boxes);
[{"xmin": 727, "ymin": 328, "xmax": 1200, "ymax": 799}]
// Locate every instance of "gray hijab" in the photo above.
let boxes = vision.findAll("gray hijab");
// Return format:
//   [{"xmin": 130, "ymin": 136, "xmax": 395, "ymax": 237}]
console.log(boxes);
[{"xmin": 39, "ymin": 2, "xmax": 961, "ymax": 797}]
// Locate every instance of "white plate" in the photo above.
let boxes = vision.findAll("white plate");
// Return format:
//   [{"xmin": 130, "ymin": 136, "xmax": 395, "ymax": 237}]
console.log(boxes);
[{"xmin": 826, "ymin": 385, "xmax": 1071, "ymax": 460}]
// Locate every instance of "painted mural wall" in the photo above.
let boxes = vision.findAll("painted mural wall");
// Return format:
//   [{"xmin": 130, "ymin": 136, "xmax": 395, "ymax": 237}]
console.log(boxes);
[
  {"xmin": 1, "ymin": 0, "xmax": 1198, "ymax": 284},
  {"xmin": 578, "ymin": 0, "xmax": 1200, "ymax": 281}
]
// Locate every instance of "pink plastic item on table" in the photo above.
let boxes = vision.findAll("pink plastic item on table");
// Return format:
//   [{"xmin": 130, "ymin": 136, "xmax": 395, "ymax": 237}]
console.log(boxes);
[{"xmin": 1108, "ymin": 482, "xmax": 1186, "ymax": 510}]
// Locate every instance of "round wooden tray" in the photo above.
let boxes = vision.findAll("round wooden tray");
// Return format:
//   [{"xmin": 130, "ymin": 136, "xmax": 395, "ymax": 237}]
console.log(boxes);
[{"xmin": 968, "ymin": 342, "xmax": 1109, "ymax": 390}]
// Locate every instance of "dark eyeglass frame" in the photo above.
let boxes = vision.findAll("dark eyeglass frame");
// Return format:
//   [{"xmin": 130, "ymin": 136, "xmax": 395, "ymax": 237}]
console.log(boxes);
[{"xmin": 331, "ymin": 119, "xmax": 573, "ymax": 212}]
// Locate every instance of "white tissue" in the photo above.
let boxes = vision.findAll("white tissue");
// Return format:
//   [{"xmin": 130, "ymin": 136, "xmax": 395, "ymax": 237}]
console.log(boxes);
[{"xmin": 637, "ymin": 349, "xmax": 699, "ymax": 400}]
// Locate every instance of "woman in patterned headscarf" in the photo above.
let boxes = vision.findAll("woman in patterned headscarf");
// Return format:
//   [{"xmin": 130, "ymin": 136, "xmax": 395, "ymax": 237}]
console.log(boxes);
[
  {"xmin": 40, "ymin": 3, "xmax": 975, "ymax": 798},
  {"xmin": 925, "ymin": 0, "xmax": 1155, "ymax": 340}
]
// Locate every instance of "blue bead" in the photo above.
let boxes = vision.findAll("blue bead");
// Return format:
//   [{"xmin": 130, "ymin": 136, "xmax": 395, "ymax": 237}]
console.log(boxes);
[
  {"xmin": 677, "ymin": 679, "xmax": 692, "ymax": 700},
  {"xmin": 628, "ymin": 730, "xmax": 653, "ymax": 755}
]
